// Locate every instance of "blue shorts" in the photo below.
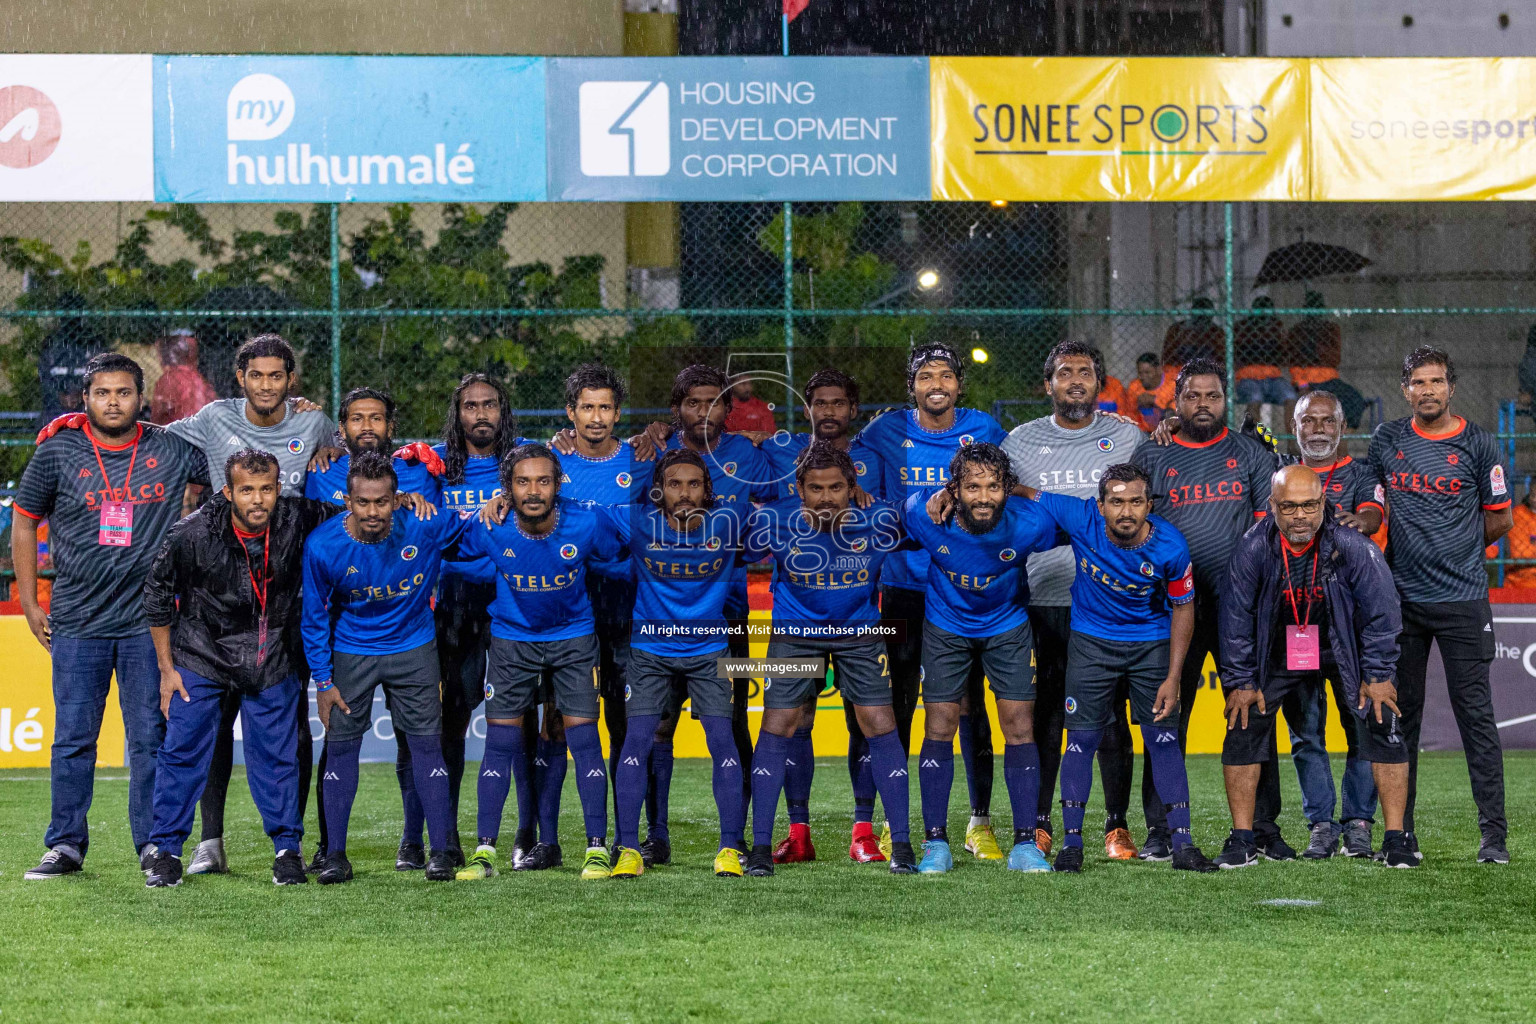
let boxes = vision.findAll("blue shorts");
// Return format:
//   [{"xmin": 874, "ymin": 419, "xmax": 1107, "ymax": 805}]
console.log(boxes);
[{"xmin": 1236, "ymin": 376, "xmax": 1297, "ymax": 404}]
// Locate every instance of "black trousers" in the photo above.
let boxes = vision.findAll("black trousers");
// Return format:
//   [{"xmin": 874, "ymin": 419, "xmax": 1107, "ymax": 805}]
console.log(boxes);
[
  {"xmin": 198, "ymin": 682, "xmax": 318, "ymax": 849},
  {"xmin": 1030, "ymin": 604, "xmax": 1135, "ymax": 832},
  {"xmin": 881, "ymin": 585, "xmax": 992, "ymax": 813},
  {"xmin": 592, "ymin": 575, "xmax": 636, "ymax": 822},
  {"xmin": 1396, "ymin": 599, "xmax": 1506, "ymax": 840},
  {"xmin": 1143, "ymin": 597, "xmax": 1283, "ymax": 836},
  {"xmin": 433, "ymin": 579, "xmax": 496, "ymax": 820}
]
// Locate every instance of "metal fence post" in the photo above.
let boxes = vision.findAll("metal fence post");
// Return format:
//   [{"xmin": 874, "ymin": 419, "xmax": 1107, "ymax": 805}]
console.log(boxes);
[
  {"xmin": 1223, "ymin": 202, "xmax": 1236, "ymax": 427},
  {"xmin": 783, "ymin": 201, "xmax": 794, "ymax": 431},
  {"xmin": 329, "ymin": 203, "xmax": 342, "ymax": 419}
]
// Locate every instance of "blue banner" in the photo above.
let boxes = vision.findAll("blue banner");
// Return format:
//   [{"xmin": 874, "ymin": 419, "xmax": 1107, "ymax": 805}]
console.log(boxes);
[
  {"xmin": 154, "ymin": 55, "xmax": 546, "ymax": 202},
  {"xmin": 545, "ymin": 57, "xmax": 930, "ymax": 201}
]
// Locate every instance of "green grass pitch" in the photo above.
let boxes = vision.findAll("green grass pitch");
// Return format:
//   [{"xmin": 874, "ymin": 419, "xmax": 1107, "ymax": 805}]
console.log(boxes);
[{"xmin": 1, "ymin": 752, "xmax": 1532, "ymax": 1023}]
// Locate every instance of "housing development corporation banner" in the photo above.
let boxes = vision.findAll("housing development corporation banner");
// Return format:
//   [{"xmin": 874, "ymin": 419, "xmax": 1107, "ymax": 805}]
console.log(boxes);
[
  {"xmin": 1310, "ymin": 58, "xmax": 1536, "ymax": 201},
  {"xmin": 928, "ymin": 57, "xmax": 1309, "ymax": 202}
]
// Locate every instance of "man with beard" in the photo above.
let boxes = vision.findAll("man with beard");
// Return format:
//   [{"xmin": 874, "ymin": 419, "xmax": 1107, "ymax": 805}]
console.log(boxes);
[
  {"xmin": 904, "ymin": 443, "xmax": 1057, "ymax": 874},
  {"xmin": 859, "ymin": 344, "xmax": 1009, "ymax": 862},
  {"xmin": 1368, "ymin": 346, "xmax": 1511, "ymax": 864},
  {"xmin": 453, "ymin": 444, "xmax": 623, "ymax": 881},
  {"xmin": 301, "ymin": 452, "xmax": 464, "ymax": 884},
  {"xmin": 1129, "ymin": 358, "xmax": 1283, "ymax": 861},
  {"xmin": 1280, "ymin": 390, "xmax": 1387, "ymax": 860},
  {"xmin": 1001, "ymin": 340, "xmax": 1146, "ymax": 862},
  {"xmin": 141, "ymin": 449, "xmax": 338, "ymax": 887},
  {"xmin": 18, "ymin": 353, "xmax": 211, "ymax": 880},
  {"xmin": 603, "ymin": 449, "xmax": 751, "ymax": 879},
  {"xmin": 742, "ymin": 442, "xmax": 917, "ymax": 876},
  {"xmin": 1218, "ymin": 465, "xmax": 1413, "ymax": 868}
]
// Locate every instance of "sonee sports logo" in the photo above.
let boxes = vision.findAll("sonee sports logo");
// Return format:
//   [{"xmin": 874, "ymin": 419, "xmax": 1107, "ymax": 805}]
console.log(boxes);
[
  {"xmin": 999, "ymin": 548, "xmax": 1016, "ymax": 561},
  {"xmin": 1064, "ymin": 697, "xmax": 1078, "ymax": 714},
  {"xmin": 1097, "ymin": 437, "xmax": 1114, "ymax": 452},
  {"xmin": 616, "ymin": 471, "xmax": 633, "ymax": 488},
  {"xmin": 578, "ymin": 80, "xmax": 670, "ymax": 177},
  {"xmin": 1139, "ymin": 561, "xmax": 1155, "ymax": 577},
  {"xmin": 959, "ymin": 434, "xmax": 975, "ymax": 446},
  {"xmin": 287, "ymin": 438, "xmax": 305, "ymax": 455}
]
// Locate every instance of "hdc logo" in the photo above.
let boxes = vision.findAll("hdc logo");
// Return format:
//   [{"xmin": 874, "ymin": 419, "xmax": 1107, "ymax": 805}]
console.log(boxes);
[
  {"xmin": 578, "ymin": 80, "xmax": 670, "ymax": 177},
  {"xmin": 0, "ymin": 86, "xmax": 62, "ymax": 169}
]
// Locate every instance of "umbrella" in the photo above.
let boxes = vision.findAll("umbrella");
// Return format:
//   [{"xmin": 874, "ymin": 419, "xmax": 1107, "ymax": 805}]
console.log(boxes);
[{"xmin": 1253, "ymin": 242, "xmax": 1371, "ymax": 287}]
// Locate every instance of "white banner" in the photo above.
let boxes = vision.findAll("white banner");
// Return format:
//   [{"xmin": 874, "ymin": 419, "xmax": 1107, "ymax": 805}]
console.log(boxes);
[{"xmin": 0, "ymin": 54, "xmax": 153, "ymax": 201}]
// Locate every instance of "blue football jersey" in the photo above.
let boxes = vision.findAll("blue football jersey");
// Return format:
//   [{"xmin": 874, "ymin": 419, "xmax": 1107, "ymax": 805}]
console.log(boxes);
[
  {"xmin": 304, "ymin": 453, "xmax": 443, "ymax": 507},
  {"xmin": 432, "ymin": 446, "xmax": 502, "ymax": 584},
  {"xmin": 759, "ymin": 431, "xmax": 880, "ymax": 501},
  {"xmin": 559, "ymin": 440, "xmax": 648, "ymax": 581}
]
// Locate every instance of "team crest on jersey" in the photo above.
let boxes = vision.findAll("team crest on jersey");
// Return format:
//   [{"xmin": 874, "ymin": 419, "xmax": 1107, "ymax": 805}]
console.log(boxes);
[
  {"xmin": 624, "ymin": 684, "xmax": 633, "ymax": 701},
  {"xmin": 959, "ymin": 434, "xmax": 975, "ymax": 446},
  {"xmin": 616, "ymin": 472, "xmax": 633, "ymax": 488},
  {"xmin": 1097, "ymin": 437, "xmax": 1114, "ymax": 453},
  {"xmin": 1065, "ymin": 697, "xmax": 1077, "ymax": 714},
  {"xmin": 706, "ymin": 537, "xmax": 722, "ymax": 551},
  {"xmin": 999, "ymin": 548, "xmax": 1017, "ymax": 562},
  {"xmin": 1139, "ymin": 561, "xmax": 1155, "ymax": 577},
  {"xmin": 849, "ymin": 538, "xmax": 868, "ymax": 553},
  {"xmin": 484, "ymin": 682, "xmax": 494, "ymax": 700},
  {"xmin": 560, "ymin": 543, "xmax": 579, "ymax": 560},
  {"xmin": 287, "ymin": 438, "xmax": 305, "ymax": 455},
  {"xmin": 722, "ymin": 461, "xmax": 738, "ymax": 475},
  {"xmin": 400, "ymin": 545, "xmax": 418, "ymax": 561},
  {"xmin": 854, "ymin": 461, "xmax": 867, "ymax": 476}
]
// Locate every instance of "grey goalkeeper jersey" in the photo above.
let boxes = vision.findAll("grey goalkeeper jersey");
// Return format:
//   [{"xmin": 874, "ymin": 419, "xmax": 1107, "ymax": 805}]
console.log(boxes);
[
  {"xmin": 1002, "ymin": 412, "xmax": 1147, "ymax": 607},
  {"xmin": 166, "ymin": 398, "xmax": 337, "ymax": 496}
]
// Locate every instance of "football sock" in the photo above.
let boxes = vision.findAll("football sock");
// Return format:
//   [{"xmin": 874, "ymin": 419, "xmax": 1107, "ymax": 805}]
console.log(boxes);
[
  {"xmin": 785, "ymin": 725, "xmax": 814, "ymax": 826},
  {"xmin": 1002, "ymin": 742, "xmax": 1041, "ymax": 845},
  {"xmin": 396, "ymin": 736, "xmax": 424, "ymax": 846},
  {"xmin": 1142, "ymin": 725, "xmax": 1194, "ymax": 851},
  {"xmin": 476, "ymin": 723, "xmax": 523, "ymax": 845},
  {"xmin": 965, "ymin": 710, "xmax": 994, "ymax": 817},
  {"xmin": 918, "ymin": 738, "xmax": 955, "ymax": 837},
  {"xmin": 647, "ymin": 739, "xmax": 674, "ymax": 840},
  {"xmin": 867, "ymin": 728, "xmax": 910, "ymax": 844},
  {"xmin": 535, "ymin": 736, "xmax": 568, "ymax": 845},
  {"xmin": 701, "ymin": 715, "xmax": 745, "ymax": 852},
  {"xmin": 566, "ymin": 723, "xmax": 609, "ymax": 846},
  {"xmin": 321, "ymin": 737, "xmax": 362, "ymax": 857},
  {"xmin": 615, "ymin": 714, "xmax": 660, "ymax": 850},
  {"xmin": 848, "ymin": 731, "xmax": 876, "ymax": 823},
  {"xmin": 751, "ymin": 731, "xmax": 793, "ymax": 848},
  {"xmin": 958, "ymin": 714, "xmax": 980, "ymax": 815},
  {"xmin": 1059, "ymin": 729, "xmax": 1103, "ymax": 850},
  {"xmin": 404, "ymin": 732, "xmax": 455, "ymax": 853}
]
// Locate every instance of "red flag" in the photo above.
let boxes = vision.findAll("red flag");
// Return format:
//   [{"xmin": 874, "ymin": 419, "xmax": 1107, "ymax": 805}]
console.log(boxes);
[{"xmin": 783, "ymin": 0, "xmax": 810, "ymax": 21}]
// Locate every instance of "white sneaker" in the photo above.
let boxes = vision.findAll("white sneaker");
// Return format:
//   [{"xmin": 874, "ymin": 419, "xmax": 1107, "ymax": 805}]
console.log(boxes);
[{"xmin": 186, "ymin": 838, "xmax": 228, "ymax": 875}]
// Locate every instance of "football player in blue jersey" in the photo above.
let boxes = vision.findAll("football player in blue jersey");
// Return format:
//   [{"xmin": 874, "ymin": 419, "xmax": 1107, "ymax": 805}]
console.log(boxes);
[{"xmin": 904, "ymin": 443, "xmax": 1057, "ymax": 874}]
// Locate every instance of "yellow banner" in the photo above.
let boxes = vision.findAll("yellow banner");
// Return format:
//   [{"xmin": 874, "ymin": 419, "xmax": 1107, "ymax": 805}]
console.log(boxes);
[
  {"xmin": 1311, "ymin": 58, "xmax": 1536, "ymax": 201},
  {"xmin": 0, "ymin": 618, "xmax": 125, "ymax": 768},
  {"xmin": 930, "ymin": 56, "xmax": 1309, "ymax": 202}
]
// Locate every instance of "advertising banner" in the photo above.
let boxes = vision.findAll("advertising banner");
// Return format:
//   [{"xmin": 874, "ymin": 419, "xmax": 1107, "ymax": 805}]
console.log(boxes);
[
  {"xmin": 1311, "ymin": 58, "xmax": 1536, "ymax": 201},
  {"xmin": 153, "ymin": 55, "xmax": 547, "ymax": 202},
  {"xmin": 1423, "ymin": 608, "xmax": 1536, "ymax": 750},
  {"xmin": 545, "ymin": 56, "xmax": 930, "ymax": 201},
  {"xmin": 929, "ymin": 56, "xmax": 1309, "ymax": 202},
  {"xmin": 0, "ymin": 54, "xmax": 153, "ymax": 201}
]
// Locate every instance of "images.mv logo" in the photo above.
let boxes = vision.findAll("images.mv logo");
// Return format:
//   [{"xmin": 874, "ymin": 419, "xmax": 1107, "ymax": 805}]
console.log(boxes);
[{"xmin": 579, "ymin": 80, "xmax": 670, "ymax": 177}]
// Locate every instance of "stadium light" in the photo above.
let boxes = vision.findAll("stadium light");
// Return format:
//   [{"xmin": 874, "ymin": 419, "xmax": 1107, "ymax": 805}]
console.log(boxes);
[
  {"xmin": 971, "ymin": 347, "xmax": 989, "ymax": 364},
  {"xmin": 916, "ymin": 268, "xmax": 941, "ymax": 291}
]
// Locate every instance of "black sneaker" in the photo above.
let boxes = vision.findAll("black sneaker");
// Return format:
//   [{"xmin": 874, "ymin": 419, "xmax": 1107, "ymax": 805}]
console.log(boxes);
[
  {"xmin": 510, "ymin": 827, "xmax": 537, "ymax": 869},
  {"xmin": 1214, "ymin": 834, "xmax": 1258, "ymax": 869},
  {"xmin": 272, "ymin": 850, "xmax": 308, "ymax": 885},
  {"xmin": 425, "ymin": 849, "xmax": 457, "ymax": 881},
  {"xmin": 1257, "ymin": 832, "xmax": 1297, "ymax": 862},
  {"xmin": 1302, "ymin": 821, "xmax": 1339, "ymax": 860},
  {"xmin": 446, "ymin": 845, "xmax": 466, "ymax": 869},
  {"xmin": 516, "ymin": 842, "xmax": 563, "ymax": 871},
  {"xmin": 139, "ymin": 843, "xmax": 160, "ymax": 874},
  {"xmin": 306, "ymin": 846, "xmax": 328, "ymax": 875},
  {"xmin": 1382, "ymin": 832, "xmax": 1418, "ymax": 869},
  {"xmin": 1406, "ymin": 830, "xmax": 1424, "ymax": 862},
  {"xmin": 889, "ymin": 841, "xmax": 917, "ymax": 875},
  {"xmin": 641, "ymin": 834, "xmax": 671, "ymax": 867},
  {"xmin": 745, "ymin": 844, "xmax": 775, "ymax": 877},
  {"xmin": 1171, "ymin": 845, "xmax": 1219, "ymax": 873},
  {"xmin": 1340, "ymin": 819, "xmax": 1374, "ymax": 858},
  {"xmin": 1138, "ymin": 827, "xmax": 1172, "ymax": 862},
  {"xmin": 395, "ymin": 841, "xmax": 426, "ymax": 871},
  {"xmin": 144, "ymin": 849, "xmax": 183, "ymax": 888},
  {"xmin": 1477, "ymin": 834, "xmax": 1510, "ymax": 864},
  {"xmin": 1053, "ymin": 845, "xmax": 1084, "ymax": 873},
  {"xmin": 317, "ymin": 853, "xmax": 353, "ymax": 885}
]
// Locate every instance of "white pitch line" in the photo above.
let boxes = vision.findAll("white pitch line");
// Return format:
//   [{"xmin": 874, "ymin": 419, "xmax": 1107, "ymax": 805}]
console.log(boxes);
[{"xmin": 1496, "ymin": 712, "xmax": 1536, "ymax": 729}]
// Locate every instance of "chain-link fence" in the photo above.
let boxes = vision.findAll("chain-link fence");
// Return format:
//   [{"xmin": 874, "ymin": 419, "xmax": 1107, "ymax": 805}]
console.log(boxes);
[{"xmin": 2, "ymin": 198, "xmax": 1534, "ymax": 573}]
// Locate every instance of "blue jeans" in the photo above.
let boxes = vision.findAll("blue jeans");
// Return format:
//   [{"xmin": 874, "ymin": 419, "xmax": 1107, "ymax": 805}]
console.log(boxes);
[
  {"xmin": 46, "ymin": 633, "xmax": 163, "ymax": 859},
  {"xmin": 150, "ymin": 670, "xmax": 303, "ymax": 858},
  {"xmin": 1286, "ymin": 674, "xmax": 1380, "ymax": 825}
]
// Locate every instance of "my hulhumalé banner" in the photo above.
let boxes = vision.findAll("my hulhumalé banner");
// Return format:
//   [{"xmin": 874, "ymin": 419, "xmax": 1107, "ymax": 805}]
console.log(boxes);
[
  {"xmin": 929, "ymin": 56, "xmax": 1309, "ymax": 202},
  {"xmin": 1310, "ymin": 58, "xmax": 1536, "ymax": 201}
]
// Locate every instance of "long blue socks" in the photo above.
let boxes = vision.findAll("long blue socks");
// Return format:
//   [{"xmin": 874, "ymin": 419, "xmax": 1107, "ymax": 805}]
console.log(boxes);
[
  {"xmin": 534, "ymin": 736, "xmax": 568, "ymax": 845},
  {"xmin": 566, "ymin": 722, "xmax": 609, "ymax": 844},
  {"xmin": 615, "ymin": 714, "xmax": 660, "ymax": 850},
  {"xmin": 784, "ymin": 725, "xmax": 814, "ymax": 826},
  {"xmin": 918, "ymin": 738, "xmax": 955, "ymax": 837},
  {"xmin": 700, "ymin": 715, "xmax": 745, "ymax": 851},
  {"xmin": 1142, "ymin": 724, "xmax": 1194, "ymax": 850},
  {"xmin": 867, "ymin": 729, "xmax": 910, "ymax": 843},
  {"xmin": 1003, "ymin": 742, "xmax": 1040, "ymax": 841},
  {"xmin": 322, "ymin": 737, "xmax": 363, "ymax": 857},
  {"xmin": 752, "ymin": 731, "xmax": 793, "ymax": 847},
  {"xmin": 1059, "ymin": 729, "xmax": 1103, "ymax": 849},
  {"xmin": 476, "ymin": 723, "xmax": 525, "ymax": 845}
]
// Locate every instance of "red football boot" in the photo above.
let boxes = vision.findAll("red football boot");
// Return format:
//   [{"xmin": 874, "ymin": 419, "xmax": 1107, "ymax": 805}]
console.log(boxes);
[
  {"xmin": 847, "ymin": 821, "xmax": 886, "ymax": 863},
  {"xmin": 773, "ymin": 822, "xmax": 817, "ymax": 863}
]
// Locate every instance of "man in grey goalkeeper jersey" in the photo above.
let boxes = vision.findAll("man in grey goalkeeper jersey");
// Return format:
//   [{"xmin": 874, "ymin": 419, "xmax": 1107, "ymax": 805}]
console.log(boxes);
[{"xmin": 1001, "ymin": 341, "xmax": 1145, "ymax": 860}]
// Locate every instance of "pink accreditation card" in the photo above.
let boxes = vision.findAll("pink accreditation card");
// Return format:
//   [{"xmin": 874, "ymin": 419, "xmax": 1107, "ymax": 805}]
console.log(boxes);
[
  {"xmin": 1285, "ymin": 625, "xmax": 1320, "ymax": 671},
  {"xmin": 98, "ymin": 501, "xmax": 134, "ymax": 547}
]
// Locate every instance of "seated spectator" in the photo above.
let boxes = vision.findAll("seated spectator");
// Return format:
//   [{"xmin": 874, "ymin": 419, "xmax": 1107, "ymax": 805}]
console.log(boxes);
[
  {"xmin": 1125, "ymin": 352, "xmax": 1177, "ymax": 431},
  {"xmin": 150, "ymin": 329, "xmax": 218, "ymax": 425},
  {"xmin": 1502, "ymin": 488, "xmax": 1536, "ymax": 588},
  {"xmin": 1161, "ymin": 297, "xmax": 1224, "ymax": 371},
  {"xmin": 1234, "ymin": 296, "xmax": 1296, "ymax": 423},
  {"xmin": 1286, "ymin": 290, "xmax": 1342, "ymax": 391},
  {"xmin": 723, "ymin": 373, "xmax": 776, "ymax": 434},
  {"xmin": 1098, "ymin": 373, "xmax": 1129, "ymax": 417}
]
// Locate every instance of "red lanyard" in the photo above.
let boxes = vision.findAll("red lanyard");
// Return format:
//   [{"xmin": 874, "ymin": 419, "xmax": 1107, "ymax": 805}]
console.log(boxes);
[
  {"xmin": 87, "ymin": 425, "xmax": 140, "ymax": 501},
  {"xmin": 235, "ymin": 526, "xmax": 270, "ymax": 615},
  {"xmin": 1281, "ymin": 539, "xmax": 1320, "ymax": 631}
]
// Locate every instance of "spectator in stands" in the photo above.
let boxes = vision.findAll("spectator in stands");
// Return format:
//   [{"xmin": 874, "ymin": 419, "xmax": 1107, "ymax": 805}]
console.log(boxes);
[
  {"xmin": 36, "ymin": 292, "xmax": 102, "ymax": 429},
  {"xmin": 1161, "ymin": 297, "xmax": 1224, "ymax": 371},
  {"xmin": 150, "ymin": 330, "xmax": 218, "ymax": 425},
  {"xmin": 723, "ymin": 374, "xmax": 776, "ymax": 434},
  {"xmin": 1517, "ymin": 323, "xmax": 1536, "ymax": 414},
  {"xmin": 1126, "ymin": 352, "xmax": 1176, "ymax": 432},
  {"xmin": 1097, "ymin": 370, "xmax": 1129, "ymax": 418},
  {"xmin": 1234, "ymin": 296, "xmax": 1296, "ymax": 425},
  {"xmin": 1502, "ymin": 488, "xmax": 1536, "ymax": 589},
  {"xmin": 1287, "ymin": 291, "xmax": 1343, "ymax": 392}
]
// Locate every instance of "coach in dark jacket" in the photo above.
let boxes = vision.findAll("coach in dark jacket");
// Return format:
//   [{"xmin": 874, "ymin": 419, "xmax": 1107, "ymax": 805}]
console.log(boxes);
[{"xmin": 1214, "ymin": 465, "xmax": 1415, "ymax": 868}]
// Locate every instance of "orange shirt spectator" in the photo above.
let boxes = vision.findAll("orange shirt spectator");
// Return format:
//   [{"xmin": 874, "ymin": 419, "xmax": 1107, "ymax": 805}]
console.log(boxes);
[
  {"xmin": 1287, "ymin": 291, "xmax": 1342, "ymax": 389},
  {"xmin": 1234, "ymin": 297, "xmax": 1287, "ymax": 382},
  {"xmin": 1502, "ymin": 496, "xmax": 1536, "ymax": 588},
  {"xmin": 1097, "ymin": 375, "xmax": 1129, "ymax": 417},
  {"xmin": 1126, "ymin": 354, "xmax": 1177, "ymax": 432}
]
